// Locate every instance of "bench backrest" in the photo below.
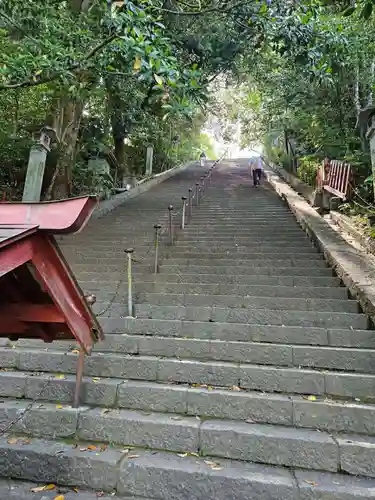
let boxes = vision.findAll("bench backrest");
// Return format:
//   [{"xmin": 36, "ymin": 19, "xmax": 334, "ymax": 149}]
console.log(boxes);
[{"xmin": 316, "ymin": 159, "xmax": 352, "ymax": 200}]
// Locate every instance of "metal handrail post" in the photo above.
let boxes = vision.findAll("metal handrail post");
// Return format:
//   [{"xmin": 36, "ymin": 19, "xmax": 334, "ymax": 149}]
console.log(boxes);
[
  {"xmin": 188, "ymin": 188, "xmax": 193, "ymax": 221},
  {"xmin": 195, "ymin": 183, "xmax": 199, "ymax": 206},
  {"xmin": 125, "ymin": 248, "xmax": 134, "ymax": 317},
  {"xmin": 168, "ymin": 205, "xmax": 174, "ymax": 245},
  {"xmin": 181, "ymin": 196, "xmax": 187, "ymax": 229},
  {"xmin": 153, "ymin": 224, "xmax": 161, "ymax": 273}
]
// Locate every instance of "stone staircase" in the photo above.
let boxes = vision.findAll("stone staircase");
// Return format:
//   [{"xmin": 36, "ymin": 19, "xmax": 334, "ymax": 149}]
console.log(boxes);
[{"xmin": 1, "ymin": 160, "xmax": 375, "ymax": 499}]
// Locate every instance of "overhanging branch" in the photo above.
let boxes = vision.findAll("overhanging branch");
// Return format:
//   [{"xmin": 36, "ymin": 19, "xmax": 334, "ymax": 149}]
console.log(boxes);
[{"xmin": 0, "ymin": 33, "xmax": 118, "ymax": 90}]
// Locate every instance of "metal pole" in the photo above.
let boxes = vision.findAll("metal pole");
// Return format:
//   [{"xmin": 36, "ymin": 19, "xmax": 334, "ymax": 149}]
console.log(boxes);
[
  {"xmin": 168, "ymin": 205, "xmax": 174, "ymax": 245},
  {"xmin": 181, "ymin": 196, "xmax": 187, "ymax": 229},
  {"xmin": 188, "ymin": 188, "xmax": 193, "ymax": 221},
  {"xmin": 153, "ymin": 224, "xmax": 161, "ymax": 274},
  {"xmin": 200, "ymin": 176, "xmax": 205, "ymax": 194},
  {"xmin": 73, "ymin": 349, "xmax": 86, "ymax": 408},
  {"xmin": 125, "ymin": 248, "xmax": 134, "ymax": 317},
  {"xmin": 195, "ymin": 183, "xmax": 199, "ymax": 206}
]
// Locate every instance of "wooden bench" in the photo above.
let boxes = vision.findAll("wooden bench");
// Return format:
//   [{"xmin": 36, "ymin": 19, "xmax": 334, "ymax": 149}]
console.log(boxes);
[
  {"xmin": 316, "ymin": 159, "xmax": 353, "ymax": 210},
  {"xmin": 317, "ymin": 159, "xmax": 353, "ymax": 200}
]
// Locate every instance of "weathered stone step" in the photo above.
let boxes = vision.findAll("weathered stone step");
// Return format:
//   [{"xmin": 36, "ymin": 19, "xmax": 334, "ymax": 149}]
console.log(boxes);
[
  {"xmin": 72, "ymin": 265, "xmax": 335, "ymax": 280},
  {"xmin": 8, "ymin": 443, "xmax": 375, "ymax": 500},
  {"xmin": 3, "ymin": 371, "xmax": 375, "ymax": 435},
  {"xmin": 77, "ymin": 258, "xmax": 327, "ymax": 271},
  {"xmin": 92, "ymin": 282, "xmax": 349, "ymax": 300},
  {"xmin": 75, "ymin": 250, "xmax": 322, "ymax": 263},
  {"xmin": 134, "ymin": 304, "xmax": 367, "ymax": 329},
  {"xmin": 0, "ymin": 479, "xmax": 130, "ymax": 500},
  {"xmin": 156, "ymin": 265, "xmax": 333, "ymax": 276},
  {"xmin": 8, "ymin": 335, "xmax": 375, "ymax": 372},
  {"xmin": 2, "ymin": 347, "xmax": 375, "ymax": 398},
  {"xmin": 1, "ymin": 403, "xmax": 375, "ymax": 477},
  {"xmin": 102, "ymin": 318, "xmax": 375, "ymax": 348},
  {"xmin": 80, "ymin": 273, "xmax": 342, "ymax": 287},
  {"xmin": 130, "ymin": 293, "xmax": 359, "ymax": 313}
]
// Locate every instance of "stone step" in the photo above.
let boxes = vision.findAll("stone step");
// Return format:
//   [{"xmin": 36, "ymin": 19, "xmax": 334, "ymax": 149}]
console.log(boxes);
[
  {"xmin": 101, "ymin": 317, "xmax": 375, "ymax": 348},
  {"xmin": 8, "ymin": 334, "xmax": 375, "ymax": 372},
  {"xmin": 6, "ymin": 444, "xmax": 375, "ymax": 500},
  {"xmin": 1, "ymin": 402, "xmax": 375, "ymax": 476},
  {"xmin": 134, "ymin": 293, "xmax": 357, "ymax": 313},
  {"xmin": 75, "ymin": 250, "xmax": 323, "ymax": 262},
  {"xmin": 134, "ymin": 304, "xmax": 367, "ymax": 329},
  {"xmin": 156, "ymin": 265, "xmax": 333, "ymax": 276},
  {"xmin": 0, "ymin": 479, "xmax": 130, "ymax": 500},
  {"xmin": 160, "ymin": 258, "xmax": 327, "ymax": 267},
  {"xmin": 92, "ymin": 283, "xmax": 349, "ymax": 300},
  {"xmin": 76, "ymin": 257, "xmax": 327, "ymax": 270},
  {"xmin": 80, "ymin": 274, "xmax": 342, "ymax": 287},
  {"xmin": 3, "ymin": 373, "xmax": 375, "ymax": 435},
  {"xmin": 72, "ymin": 265, "xmax": 335, "ymax": 279},
  {"xmin": 2, "ymin": 347, "xmax": 375, "ymax": 398}
]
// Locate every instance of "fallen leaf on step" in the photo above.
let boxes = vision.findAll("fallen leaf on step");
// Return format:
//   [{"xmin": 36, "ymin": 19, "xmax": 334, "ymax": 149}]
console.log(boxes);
[
  {"xmin": 96, "ymin": 492, "xmax": 105, "ymax": 498},
  {"xmin": 100, "ymin": 444, "xmax": 108, "ymax": 451},
  {"xmin": 54, "ymin": 496, "xmax": 65, "ymax": 500},
  {"xmin": 71, "ymin": 349, "xmax": 80, "ymax": 354},
  {"xmin": 80, "ymin": 447, "xmax": 87, "ymax": 451},
  {"xmin": 7, "ymin": 438, "xmax": 18, "ymax": 444},
  {"xmin": 211, "ymin": 466, "xmax": 223, "ymax": 471},
  {"xmin": 302, "ymin": 395, "xmax": 317, "ymax": 401},
  {"xmin": 87, "ymin": 445, "xmax": 97, "ymax": 451},
  {"xmin": 101, "ymin": 408, "xmax": 111, "ymax": 415},
  {"xmin": 171, "ymin": 416, "xmax": 182, "ymax": 420},
  {"xmin": 92, "ymin": 377, "xmax": 101, "ymax": 383},
  {"xmin": 19, "ymin": 438, "xmax": 31, "ymax": 445},
  {"xmin": 231, "ymin": 385, "xmax": 241, "ymax": 391},
  {"xmin": 30, "ymin": 484, "xmax": 56, "ymax": 492},
  {"xmin": 177, "ymin": 453, "xmax": 188, "ymax": 458},
  {"xmin": 204, "ymin": 460, "xmax": 217, "ymax": 466},
  {"xmin": 127, "ymin": 454, "xmax": 140, "ymax": 459},
  {"xmin": 122, "ymin": 448, "xmax": 130, "ymax": 454},
  {"xmin": 55, "ymin": 374, "xmax": 65, "ymax": 379},
  {"xmin": 73, "ymin": 487, "xmax": 79, "ymax": 492},
  {"xmin": 304, "ymin": 480, "xmax": 318, "ymax": 486},
  {"xmin": 245, "ymin": 418, "xmax": 255, "ymax": 424},
  {"xmin": 56, "ymin": 405, "xmax": 63, "ymax": 409},
  {"xmin": 189, "ymin": 452, "xmax": 199, "ymax": 457}
]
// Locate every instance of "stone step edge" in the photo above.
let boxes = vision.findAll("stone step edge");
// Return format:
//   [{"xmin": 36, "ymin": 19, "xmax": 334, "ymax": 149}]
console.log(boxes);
[
  {"xmin": 0, "ymin": 478, "xmax": 123, "ymax": 500},
  {"xmin": 5, "ymin": 320, "xmax": 374, "ymax": 348},
  {"xmin": 4, "ymin": 338, "xmax": 375, "ymax": 374},
  {"xmin": 0, "ymin": 413, "xmax": 374, "ymax": 478},
  {"xmin": 4, "ymin": 444, "xmax": 375, "ymax": 500},
  {"xmin": 3, "ymin": 345, "xmax": 375, "ymax": 377},
  {"xmin": 1, "ymin": 377, "xmax": 375, "ymax": 434},
  {"xmin": 8, "ymin": 335, "xmax": 375, "ymax": 375},
  {"xmin": 2, "ymin": 349, "xmax": 375, "ymax": 400}
]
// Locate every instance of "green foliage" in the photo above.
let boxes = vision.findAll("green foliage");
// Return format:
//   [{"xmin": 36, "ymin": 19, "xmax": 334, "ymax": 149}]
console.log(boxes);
[{"xmin": 297, "ymin": 155, "xmax": 320, "ymax": 187}]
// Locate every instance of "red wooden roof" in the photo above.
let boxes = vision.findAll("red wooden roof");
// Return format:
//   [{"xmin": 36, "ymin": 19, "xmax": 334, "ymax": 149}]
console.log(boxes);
[{"xmin": 0, "ymin": 196, "xmax": 98, "ymax": 234}]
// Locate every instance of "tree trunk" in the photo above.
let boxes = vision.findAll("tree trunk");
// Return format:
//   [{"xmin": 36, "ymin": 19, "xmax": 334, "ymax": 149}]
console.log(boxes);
[{"xmin": 45, "ymin": 98, "xmax": 84, "ymax": 199}]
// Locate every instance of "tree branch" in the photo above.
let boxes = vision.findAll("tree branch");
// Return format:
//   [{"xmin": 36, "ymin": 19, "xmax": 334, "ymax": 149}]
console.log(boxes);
[
  {"xmin": 156, "ymin": 0, "xmax": 246, "ymax": 16},
  {"xmin": 0, "ymin": 33, "xmax": 118, "ymax": 90}
]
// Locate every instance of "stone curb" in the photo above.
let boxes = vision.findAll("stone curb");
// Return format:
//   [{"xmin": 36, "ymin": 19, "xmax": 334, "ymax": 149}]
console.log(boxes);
[
  {"xmin": 268, "ymin": 164, "xmax": 316, "ymax": 204},
  {"xmin": 264, "ymin": 165, "xmax": 375, "ymax": 326}
]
